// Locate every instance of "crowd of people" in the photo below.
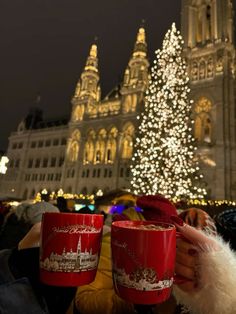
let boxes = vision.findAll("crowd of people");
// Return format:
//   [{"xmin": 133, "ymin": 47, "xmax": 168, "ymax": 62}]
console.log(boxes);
[{"xmin": 0, "ymin": 191, "xmax": 235, "ymax": 314}]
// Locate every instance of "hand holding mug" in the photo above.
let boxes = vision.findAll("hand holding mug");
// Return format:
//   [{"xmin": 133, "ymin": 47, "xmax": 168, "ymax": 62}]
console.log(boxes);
[{"xmin": 171, "ymin": 215, "xmax": 220, "ymax": 293}]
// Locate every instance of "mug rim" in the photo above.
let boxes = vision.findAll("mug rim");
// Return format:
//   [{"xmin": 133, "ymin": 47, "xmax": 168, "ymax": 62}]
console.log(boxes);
[
  {"xmin": 111, "ymin": 220, "xmax": 175, "ymax": 231},
  {"xmin": 42, "ymin": 212, "xmax": 104, "ymax": 218}
]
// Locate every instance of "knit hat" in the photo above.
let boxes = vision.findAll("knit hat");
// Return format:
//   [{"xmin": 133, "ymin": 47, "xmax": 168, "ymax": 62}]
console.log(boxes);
[
  {"xmin": 15, "ymin": 201, "xmax": 59, "ymax": 225},
  {"xmin": 179, "ymin": 207, "xmax": 217, "ymax": 236},
  {"xmin": 136, "ymin": 194, "xmax": 178, "ymax": 223}
]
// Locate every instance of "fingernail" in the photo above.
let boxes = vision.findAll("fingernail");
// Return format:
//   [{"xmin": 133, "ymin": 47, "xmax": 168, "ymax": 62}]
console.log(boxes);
[
  {"xmin": 170, "ymin": 215, "xmax": 184, "ymax": 226},
  {"xmin": 188, "ymin": 249, "xmax": 198, "ymax": 256}
]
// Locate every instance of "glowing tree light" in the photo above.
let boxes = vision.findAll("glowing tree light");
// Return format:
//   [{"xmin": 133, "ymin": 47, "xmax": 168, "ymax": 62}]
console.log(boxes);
[{"xmin": 131, "ymin": 23, "xmax": 207, "ymax": 199}]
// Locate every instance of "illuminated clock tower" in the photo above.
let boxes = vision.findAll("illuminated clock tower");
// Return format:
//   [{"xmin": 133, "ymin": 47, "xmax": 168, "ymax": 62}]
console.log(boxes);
[{"xmin": 181, "ymin": 0, "xmax": 236, "ymax": 199}]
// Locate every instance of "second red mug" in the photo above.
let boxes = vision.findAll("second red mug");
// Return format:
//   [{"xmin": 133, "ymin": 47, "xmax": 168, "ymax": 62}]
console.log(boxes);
[{"xmin": 111, "ymin": 220, "xmax": 178, "ymax": 305}]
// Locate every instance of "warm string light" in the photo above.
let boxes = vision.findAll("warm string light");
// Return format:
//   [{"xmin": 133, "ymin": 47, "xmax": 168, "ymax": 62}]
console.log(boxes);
[{"xmin": 130, "ymin": 23, "xmax": 206, "ymax": 200}]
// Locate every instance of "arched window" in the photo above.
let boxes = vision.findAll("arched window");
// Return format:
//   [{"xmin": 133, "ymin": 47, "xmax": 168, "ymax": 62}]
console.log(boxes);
[
  {"xmin": 94, "ymin": 129, "xmax": 106, "ymax": 164},
  {"xmin": 83, "ymin": 130, "xmax": 95, "ymax": 164},
  {"xmin": 67, "ymin": 130, "xmax": 81, "ymax": 162},
  {"xmin": 73, "ymin": 105, "xmax": 84, "ymax": 121},
  {"xmin": 207, "ymin": 57, "xmax": 214, "ymax": 78},
  {"xmin": 206, "ymin": 5, "xmax": 212, "ymax": 40},
  {"xmin": 105, "ymin": 127, "xmax": 118, "ymax": 164},
  {"xmin": 194, "ymin": 97, "xmax": 213, "ymax": 143},
  {"xmin": 199, "ymin": 60, "xmax": 206, "ymax": 79},
  {"xmin": 121, "ymin": 123, "xmax": 135, "ymax": 159}
]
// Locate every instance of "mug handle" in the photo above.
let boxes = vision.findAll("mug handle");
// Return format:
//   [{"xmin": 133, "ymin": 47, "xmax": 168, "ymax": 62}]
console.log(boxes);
[{"xmin": 174, "ymin": 231, "xmax": 193, "ymax": 285}]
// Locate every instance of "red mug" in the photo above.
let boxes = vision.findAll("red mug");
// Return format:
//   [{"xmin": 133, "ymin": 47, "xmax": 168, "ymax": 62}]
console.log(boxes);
[
  {"xmin": 111, "ymin": 220, "xmax": 179, "ymax": 304},
  {"xmin": 40, "ymin": 212, "xmax": 104, "ymax": 286}
]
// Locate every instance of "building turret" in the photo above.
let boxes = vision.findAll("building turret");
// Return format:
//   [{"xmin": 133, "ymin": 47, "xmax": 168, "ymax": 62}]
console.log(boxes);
[
  {"xmin": 121, "ymin": 27, "xmax": 149, "ymax": 95},
  {"xmin": 120, "ymin": 27, "xmax": 149, "ymax": 114},
  {"xmin": 71, "ymin": 44, "xmax": 101, "ymax": 121}
]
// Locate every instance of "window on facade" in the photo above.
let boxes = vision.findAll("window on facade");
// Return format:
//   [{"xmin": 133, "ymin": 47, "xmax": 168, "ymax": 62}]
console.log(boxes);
[
  {"xmin": 15, "ymin": 159, "xmax": 20, "ymax": 168},
  {"xmin": 104, "ymin": 168, "xmax": 107, "ymax": 177},
  {"xmin": 38, "ymin": 141, "xmax": 43, "ymax": 147},
  {"xmin": 61, "ymin": 138, "xmax": 67, "ymax": 145},
  {"xmin": 105, "ymin": 128, "xmax": 117, "ymax": 164},
  {"xmin": 107, "ymin": 149, "xmax": 111, "ymax": 162},
  {"xmin": 35, "ymin": 158, "xmax": 41, "ymax": 168},
  {"xmin": 59, "ymin": 157, "xmax": 64, "ymax": 167},
  {"xmin": 9, "ymin": 160, "xmax": 14, "ymax": 168},
  {"xmin": 86, "ymin": 169, "xmax": 90, "ymax": 177},
  {"xmin": 42, "ymin": 158, "xmax": 48, "ymax": 168},
  {"xmin": 12, "ymin": 143, "xmax": 17, "ymax": 149},
  {"xmin": 109, "ymin": 170, "xmax": 112, "ymax": 177},
  {"xmin": 92, "ymin": 169, "xmax": 96, "ymax": 177},
  {"xmin": 28, "ymin": 159, "xmax": 33, "ymax": 168},
  {"xmin": 126, "ymin": 168, "xmax": 130, "ymax": 177},
  {"xmin": 31, "ymin": 141, "xmax": 36, "ymax": 148},
  {"xmin": 45, "ymin": 140, "xmax": 51, "ymax": 147},
  {"xmin": 50, "ymin": 157, "xmax": 56, "ymax": 167},
  {"xmin": 67, "ymin": 130, "xmax": 80, "ymax": 162},
  {"xmin": 121, "ymin": 124, "xmax": 134, "ymax": 159},
  {"xmin": 53, "ymin": 139, "xmax": 59, "ymax": 146},
  {"xmin": 82, "ymin": 170, "xmax": 85, "ymax": 178},
  {"xmin": 47, "ymin": 173, "xmax": 54, "ymax": 181},
  {"xmin": 120, "ymin": 168, "xmax": 124, "ymax": 177},
  {"xmin": 95, "ymin": 151, "xmax": 101, "ymax": 163},
  {"xmin": 25, "ymin": 174, "xmax": 30, "ymax": 181},
  {"xmin": 18, "ymin": 142, "xmax": 23, "ymax": 149},
  {"xmin": 94, "ymin": 129, "xmax": 106, "ymax": 164},
  {"xmin": 194, "ymin": 97, "xmax": 212, "ymax": 143},
  {"xmin": 84, "ymin": 130, "xmax": 95, "ymax": 164},
  {"xmin": 97, "ymin": 169, "xmax": 100, "ymax": 177}
]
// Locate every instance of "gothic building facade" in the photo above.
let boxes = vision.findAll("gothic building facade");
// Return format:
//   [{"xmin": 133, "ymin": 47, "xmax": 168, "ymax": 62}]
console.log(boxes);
[
  {"xmin": 1, "ymin": 0, "xmax": 236, "ymax": 200},
  {"xmin": 182, "ymin": 0, "xmax": 236, "ymax": 199}
]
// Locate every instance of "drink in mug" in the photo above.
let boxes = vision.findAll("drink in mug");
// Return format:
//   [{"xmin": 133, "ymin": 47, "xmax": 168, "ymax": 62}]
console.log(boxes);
[
  {"xmin": 111, "ymin": 220, "xmax": 177, "ymax": 304},
  {"xmin": 40, "ymin": 212, "xmax": 104, "ymax": 286}
]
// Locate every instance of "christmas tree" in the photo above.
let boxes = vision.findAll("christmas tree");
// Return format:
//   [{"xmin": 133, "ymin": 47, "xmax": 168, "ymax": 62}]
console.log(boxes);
[{"xmin": 130, "ymin": 23, "xmax": 207, "ymax": 200}]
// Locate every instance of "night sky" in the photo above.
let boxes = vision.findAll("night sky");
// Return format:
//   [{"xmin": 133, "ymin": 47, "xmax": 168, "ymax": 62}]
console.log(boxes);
[{"xmin": 0, "ymin": 1, "xmax": 234, "ymax": 151}]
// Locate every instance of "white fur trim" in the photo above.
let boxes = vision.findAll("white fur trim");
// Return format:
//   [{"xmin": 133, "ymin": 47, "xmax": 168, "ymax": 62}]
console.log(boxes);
[{"xmin": 173, "ymin": 236, "xmax": 236, "ymax": 314}]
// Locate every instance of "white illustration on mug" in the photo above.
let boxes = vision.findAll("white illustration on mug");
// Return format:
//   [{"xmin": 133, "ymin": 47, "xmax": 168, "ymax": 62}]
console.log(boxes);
[{"xmin": 40, "ymin": 236, "xmax": 98, "ymax": 272}]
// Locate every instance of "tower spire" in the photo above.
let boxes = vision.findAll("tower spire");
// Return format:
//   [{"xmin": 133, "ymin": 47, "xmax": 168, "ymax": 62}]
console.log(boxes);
[
  {"xmin": 121, "ymin": 26, "xmax": 149, "ymax": 96},
  {"xmin": 71, "ymin": 42, "xmax": 101, "ymax": 121},
  {"xmin": 73, "ymin": 42, "xmax": 100, "ymax": 100},
  {"xmin": 84, "ymin": 43, "xmax": 98, "ymax": 73},
  {"xmin": 132, "ymin": 27, "xmax": 147, "ymax": 58}
]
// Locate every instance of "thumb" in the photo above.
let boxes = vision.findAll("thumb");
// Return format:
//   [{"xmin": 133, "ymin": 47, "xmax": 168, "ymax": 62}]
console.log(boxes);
[{"xmin": 171, "ymin": 216, "xmax": 220, "ymax": 251}]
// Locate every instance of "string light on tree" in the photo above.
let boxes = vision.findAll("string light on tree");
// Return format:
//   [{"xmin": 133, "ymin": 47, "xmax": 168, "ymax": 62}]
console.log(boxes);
[{"xmin": 131, "ymin": 23, "xmax": 207, "ymax": 199}]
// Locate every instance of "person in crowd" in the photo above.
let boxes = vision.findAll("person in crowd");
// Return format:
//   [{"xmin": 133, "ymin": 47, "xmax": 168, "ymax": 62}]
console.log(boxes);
[
  {"xmin": 0, "ymin": 201, "xmax": 59, "ymax": 250},
  {"xmin": 0, "ymin": 201, "xmax": 77, "ymax": 314},
  {"xmin": 214, "ymin": 208, "xmax": 236, "ymax": 251},
  {"xmin": 0, "ymin": 201, "xmax": 10, "ymax": 228}
]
